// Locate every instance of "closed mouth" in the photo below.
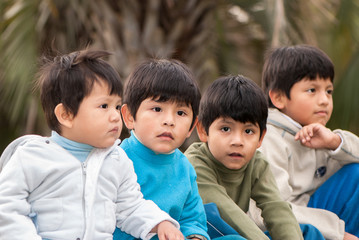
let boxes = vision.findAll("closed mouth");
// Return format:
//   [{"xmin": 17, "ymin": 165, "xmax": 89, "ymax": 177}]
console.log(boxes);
[
  {"xmin": 158, "ymin": 132, "xmax": 174, "ymax": 140},
  {"xmin": 110, "ymin": 127, "xmax": 119, "ymax": 133},
  {"xmin": 229, "ymin": 152, "xmax": 243, "ymax": 157},
  {"xmin": 315, "ymin": 110, "xmax": 328, "ymax": 115}
]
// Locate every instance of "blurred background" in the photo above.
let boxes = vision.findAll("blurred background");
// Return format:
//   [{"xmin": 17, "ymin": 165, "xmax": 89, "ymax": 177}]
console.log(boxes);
[{"xmin": 1, "ymin": 0, "xmax": 359, "ymax": 153}]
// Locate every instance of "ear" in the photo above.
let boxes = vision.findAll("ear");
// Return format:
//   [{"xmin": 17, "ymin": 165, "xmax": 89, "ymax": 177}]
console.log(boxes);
[
  {"xmin": 54, "ymin": 103, "xmax": 74, "ymax": 129},
  {"xmin": 196, "ymin": 121, "xmax": 208, "ymax": 143},
  {"xmin": 186, "ymin": 117, "xmax": 199, "ymax": 138},
  {"xmin": 257, "ymin": 129, "xmax": 267, "ymax": 148},
  {"xmin": 269, "ymin": 90, "xmax": 286, "ymax": 110},
  {"xmin": 121, "ymin": 104, "xmax": 135, "ymax": 130}
]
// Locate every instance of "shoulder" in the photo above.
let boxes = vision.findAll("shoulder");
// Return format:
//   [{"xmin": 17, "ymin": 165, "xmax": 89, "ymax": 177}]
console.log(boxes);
[
  {"xmin": 119, "ymin": 136, "xmax": 131, "ymax": 151},
  {"xmin": 102, "ymin": 143, "xmax": 137, "ymax": 174},
  {"xmin": 267, "ymin": 108, "xmax": 298, "ymax": 135},
  {"xmin": 2, "ymin": 135, "xmax": 54, "ymax": 159},
  {"xmin": 248, "ymin": 150, "xmax": 272, "ymax": 173},
  {"xmin": 184, "ymin": 142, "xmax": 208, "ymax": 163},
  {"xmin": 1, "ymin": 135, "xmax": 42, "ymax": 171},
  {"xmin": 0, "ymin": 135, "xmax": 67, "ymax": 174},
  {"xmin": 173, "ymin": 149, "xmax": 198, "ymax": 176},
  {"xmin": 185, "ymin": 143, "xmax": 218, "ymax": 176}
]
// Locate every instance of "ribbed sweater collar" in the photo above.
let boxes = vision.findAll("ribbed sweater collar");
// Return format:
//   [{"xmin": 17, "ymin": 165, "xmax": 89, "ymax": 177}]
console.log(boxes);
[
  {"xmin": 124, "ymin": 131, "xmax": 177, "ymax": 166},
  {"xmin": 198, "ymin": 142, "xmax": 248, "ymax": 181}
]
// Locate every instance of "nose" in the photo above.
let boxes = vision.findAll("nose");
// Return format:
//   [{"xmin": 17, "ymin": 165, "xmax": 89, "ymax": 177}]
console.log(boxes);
[
  {"xmin": 162, "ymin": 112, "xmax": 175, "ymax": 127},
  {"xmin": 318, "ymin": 90, "xmax": 330, "ymax": 105},
  {"xmin": 110, "ymin": 109, "xmax": 121, "ymax": 122},
  {"xmin": 231, "ymin": 132, "xmax": 244, "ymax": 147}
]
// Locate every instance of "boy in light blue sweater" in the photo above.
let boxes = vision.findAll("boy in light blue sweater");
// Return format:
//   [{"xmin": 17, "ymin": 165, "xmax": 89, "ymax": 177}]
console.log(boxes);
[{"xmin": 113, "ymin": 59, "xmax": 210, "ymax": 240}]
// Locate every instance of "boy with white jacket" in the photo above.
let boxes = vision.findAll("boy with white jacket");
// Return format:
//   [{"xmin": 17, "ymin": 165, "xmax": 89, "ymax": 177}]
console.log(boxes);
[{"xmin": 0, "ymin": 50, "xmax": 182, "ymax": 240}]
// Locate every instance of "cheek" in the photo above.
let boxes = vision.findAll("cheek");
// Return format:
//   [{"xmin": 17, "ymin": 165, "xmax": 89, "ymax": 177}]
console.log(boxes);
[
  {"xmin": 118, "ymin": 120, "xmax": 124, "ymax": 133},
  {"xmin": 207, "ymin": 138, "xmax": 223, "ymax": 159}
]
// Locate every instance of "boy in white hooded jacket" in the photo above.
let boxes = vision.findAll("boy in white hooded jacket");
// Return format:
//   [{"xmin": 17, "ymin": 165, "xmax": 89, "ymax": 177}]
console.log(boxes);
[{"xmin": 0, "ymin": 50, "xmax": 183, "ymax": 240}]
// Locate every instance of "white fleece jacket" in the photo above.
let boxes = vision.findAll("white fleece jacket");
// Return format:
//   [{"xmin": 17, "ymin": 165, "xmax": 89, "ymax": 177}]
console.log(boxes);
[{"xmin": 0, "ymin": 135, "xmax": 178, "ymax": 240}]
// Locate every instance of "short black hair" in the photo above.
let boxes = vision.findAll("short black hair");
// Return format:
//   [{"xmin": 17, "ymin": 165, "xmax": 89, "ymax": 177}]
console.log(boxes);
[
  {"xmin": 262, "ymin": 45, "xmax": 334, "ymax": 107},
  {"xmin": 36, "ymin": 49, "xmax": 122, "ymax": 133},
  {"xmin": 199, "ymin": 75, "xmax": 268, "ymax": 137},
  {"xmin": 123, "ymin": 58, "xmax": 201, "ymax": 128}
]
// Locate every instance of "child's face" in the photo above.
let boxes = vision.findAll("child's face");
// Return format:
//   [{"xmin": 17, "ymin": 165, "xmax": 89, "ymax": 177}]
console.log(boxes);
[
  {"xmin": 122, "ymin": 98, "xmax": 195, "ymax": 154},
  {"xmin": 63, "ymin": 80, "xmax": 123, "ymax": 148},
  {"xmin": 281, "ymin": 77, "xmax": 333, "ymax": 126},
  {"xmin": 198, "ymin": 117, "xmax": 264, "ymax": 170}
]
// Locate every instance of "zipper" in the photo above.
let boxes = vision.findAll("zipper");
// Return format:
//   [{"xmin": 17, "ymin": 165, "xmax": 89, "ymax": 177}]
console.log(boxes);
[
  {"xmin": 82, "ymin": 162, "xmax": 87, "ymax": 175},
  {"xmin": 81, "ymin": 161, "xmax": 87, "ymax": 238}
]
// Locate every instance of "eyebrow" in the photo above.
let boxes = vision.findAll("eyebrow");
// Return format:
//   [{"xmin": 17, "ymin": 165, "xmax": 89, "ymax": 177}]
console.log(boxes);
[
  {"xmin": 220, "ymin": 118, "xmax": 258, "ymax": 127},
  {"xmin": 150, "ymin": 98, "xmax": 191, "ymax": 108},
  {"xmin": 219, "ymin": 118, "xmax": 234, "ymax": 124}
]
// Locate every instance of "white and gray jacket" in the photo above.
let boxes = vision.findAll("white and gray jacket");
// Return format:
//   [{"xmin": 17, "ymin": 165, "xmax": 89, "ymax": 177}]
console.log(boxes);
[
  {"xmin": 257, "ymin": 108, "xmax": 359, "ymax": 240},
  {"xmin": 0, "ymin": 135, "xmax": 178, "ymax": 240}
]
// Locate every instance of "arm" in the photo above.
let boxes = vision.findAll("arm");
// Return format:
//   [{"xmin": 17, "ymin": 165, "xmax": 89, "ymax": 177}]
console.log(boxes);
[
  {"xmin": 344, "ymin": 232, "xmax": 359, "ymax": 240},
  {"xmin": 295, "ymin": 124, "xmax": 359, "ymax": 163},
  {"xmin": 260, "ymin": 127, "xmax": 345, "ymax": 240},
  {"xmin": 0, "ymin": 150, "xmax": 42, "ymax": 240},
  {"xmin": 251, "ymin": 157, "xmax": 303, "ymax": 240},
  {"xmin": 178, "ymin": 166, "xmax": 209, "ymax": 240},
  {"xmin": 152, "ymin": 221, "xmax": 184, "ymax": 240},
  {"xmin": 331, "ymin": 129, "xmax": 359, "ymax": 163},
  {"xmin": 295, "ymin": 123, "xmax": 341, "ymax": 150},
  {"xmin": 115, "ymin": 148, "xmax": 181, "ymax": 240},
  {"xmin": 191, "ymin": 159, "xmax": 269, "ymax": 240}
]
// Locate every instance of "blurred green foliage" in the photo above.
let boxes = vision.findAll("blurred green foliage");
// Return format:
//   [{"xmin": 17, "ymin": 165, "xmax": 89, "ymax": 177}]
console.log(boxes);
[{"xmin": 1, "ymin": 0, "xmax": 358, "ymax": 153}]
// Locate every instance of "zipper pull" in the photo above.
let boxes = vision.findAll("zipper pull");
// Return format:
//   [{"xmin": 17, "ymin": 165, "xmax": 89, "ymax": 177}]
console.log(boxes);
[{"xmin": 82, "ymin": 162, "xmax": 87, "ymax": 175}]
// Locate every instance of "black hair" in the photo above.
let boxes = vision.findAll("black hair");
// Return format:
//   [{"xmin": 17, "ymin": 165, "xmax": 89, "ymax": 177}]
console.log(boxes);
[
  {"xmin": 262, "ymin": 45, "xmax": 334, "ymax": 107},
  {"xmin": 199, "ymin": 75, "xmax": 268, "ymax": 137},
  {"xmin": 123, "ymin": 58, "xmax": 201, "ymax": 128},
  {"xmin": 36, "ymin": 49, "xmax": 122, "ymax": 133}
]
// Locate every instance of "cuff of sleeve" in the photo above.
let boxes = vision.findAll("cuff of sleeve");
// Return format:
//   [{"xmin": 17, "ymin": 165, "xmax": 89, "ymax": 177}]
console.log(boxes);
[
  {"xmin": 143, "ymin": 218, "xmax": 180, "ymax": 240},
  {"xmin": 330, "ymin": 133, "xmax": 343, "ymax": 154},
  {"xmin": 187, "ymin": 234, "xmax": 207, "ymax": 240}
]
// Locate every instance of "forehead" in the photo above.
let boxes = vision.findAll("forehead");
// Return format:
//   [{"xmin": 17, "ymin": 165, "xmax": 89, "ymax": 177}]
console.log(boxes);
[
  {"xmin": 214, "ymin": 117, "xmax": 259, "ymax": 127},
  {"xmin": 85, "ymin": 80, "xmax": 122, "ymax": 102},
  {"xmin": 297, "ymin": 77, "xmax": 333, "ymax": 87},
  {"xmin": 144, "ymin": 97, "xmax": 192, "ymax": 108}
]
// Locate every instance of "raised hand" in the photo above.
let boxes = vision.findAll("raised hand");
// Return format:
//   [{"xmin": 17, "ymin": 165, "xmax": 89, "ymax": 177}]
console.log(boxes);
[{"xmin": 295, "ymin": 123, "xmax": 341, "ymax": 150}]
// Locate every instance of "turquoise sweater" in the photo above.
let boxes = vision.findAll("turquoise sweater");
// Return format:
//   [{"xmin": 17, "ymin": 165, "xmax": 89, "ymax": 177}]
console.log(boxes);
[{"xmin": 113, "ymin": 132, "xmax": 209, "ymax": 240}]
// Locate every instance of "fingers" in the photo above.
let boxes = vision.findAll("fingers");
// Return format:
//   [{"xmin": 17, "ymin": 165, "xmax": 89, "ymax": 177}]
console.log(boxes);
[
  {"xmin": 158, "ymin": 232, "xmax": 184, "ymax": 240},
  {"xmin": 295, "ymin": 126, "xmax": 314, "ymax": 143}
]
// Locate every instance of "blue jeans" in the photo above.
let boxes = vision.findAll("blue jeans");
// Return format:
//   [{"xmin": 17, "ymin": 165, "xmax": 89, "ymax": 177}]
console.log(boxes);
[
  {"xmin": 264, "ymin": 224, "xmax": 324, "ymax": 240},
  {"xmin": 204, "ymin": 203, "xmax": 246, "ymax": 240},
  {"xmin": 205, "ymin": 203, "xmax": 323, "ymax": 240},
  {"xmin": 308, "ymin": 163, "xmax": 359, "ymax": 237}
]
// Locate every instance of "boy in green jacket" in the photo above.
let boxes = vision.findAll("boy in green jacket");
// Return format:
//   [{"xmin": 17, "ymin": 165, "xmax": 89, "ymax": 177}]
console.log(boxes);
[{"xmin": 185, "ymin": 75, "xmax": 322, "ymax": 240}]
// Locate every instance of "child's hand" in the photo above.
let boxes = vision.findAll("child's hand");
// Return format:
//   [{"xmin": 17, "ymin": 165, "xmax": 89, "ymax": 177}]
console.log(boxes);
[
  {"xmin": 155, "ymin": 220, "xmax": 184, "ymax": 240},
  {"xmin": 343, "ymin": 232, "xmax": 359, "ymax": 240},
  {"xmin": 294, "ymin": 123, "xmax": 341, "ymax": 150}
]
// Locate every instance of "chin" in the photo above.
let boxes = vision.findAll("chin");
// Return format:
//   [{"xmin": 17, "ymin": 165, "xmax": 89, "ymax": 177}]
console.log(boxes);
[
  {"xmin": 154, "ymin": 147, "xmax": 174, "ymax": 154},
  {"xmin": 98, "ymin": 141, "xmax": 116, "ymax": 149},
  {"xmin": 225, "ymin": 164, "xmax": 242, "ymax": 170}
]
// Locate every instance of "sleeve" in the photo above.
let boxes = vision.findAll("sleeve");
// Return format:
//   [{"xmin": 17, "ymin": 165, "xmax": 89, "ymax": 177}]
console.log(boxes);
[
  {"xmin": 189, "ymin": 157, "xmax": 269, "ymax": 240},
  {"xmin": 258, "ymin": 130, "xmax": 295, "ymax": 202},
  {"xmin": 115, "ymin": 149, "xmax": 179, "ymax": 240},
  {"xmin": 0, "ymin": 149, "xmax": 42, "ymax": 240},
  {"xmin": 259, "ymin": 129, "xmax": 345, "ymax": 240},
  {"xmin": 178, "ymin": 166, "xmax": 209, "ymax": 240},
  {"xmin": 331, "ymin": 129, "xmax": 359, "ymax": 163},
  {"xmin": 250, "ymin": 158, "xmax": 303, "ymax": 240}
]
